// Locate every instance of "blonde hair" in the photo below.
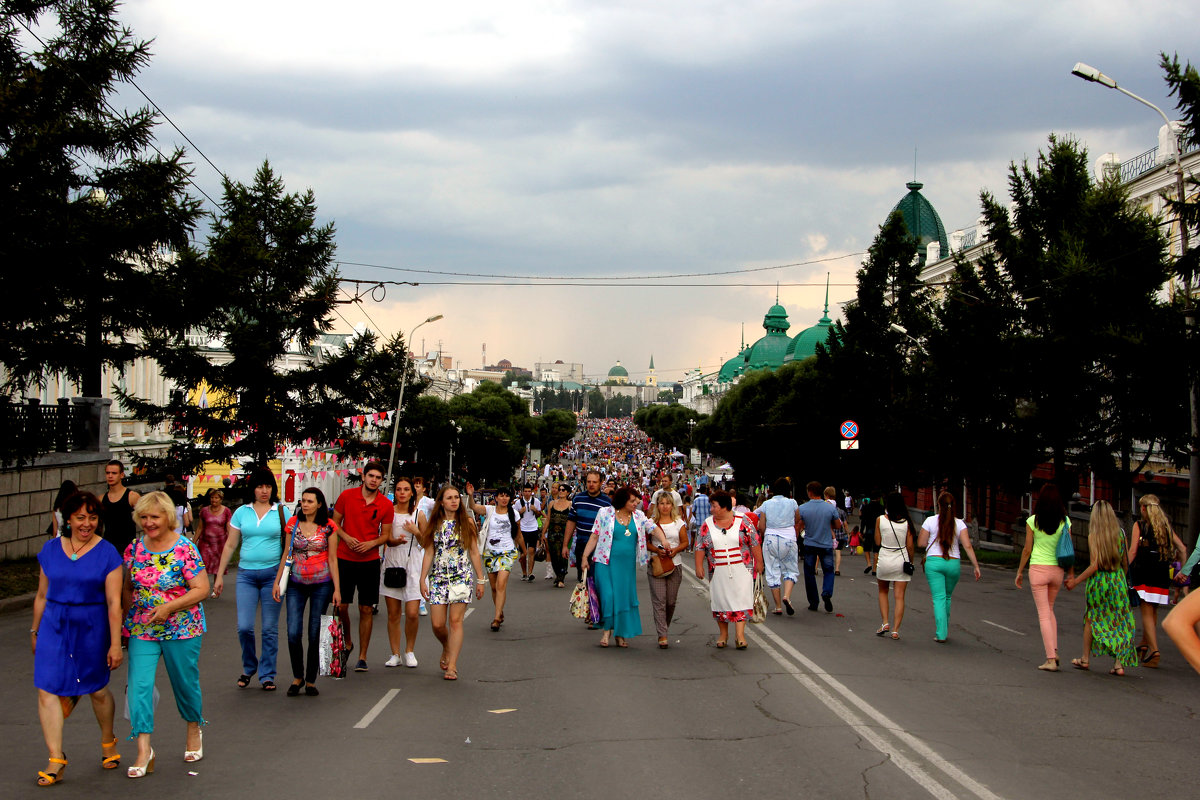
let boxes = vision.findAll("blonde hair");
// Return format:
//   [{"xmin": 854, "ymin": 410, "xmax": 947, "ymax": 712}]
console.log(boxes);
[
  {"xmin": 134, "ymin": 491, "xmax": 177, "ymax": 530},
  {"xmin": 652, "ymin": 491, "xmax": 682, "ymax": 523},
  {"xmin": 1138, "ymin": 494, "xmax": 1174, "ymax": 562},
  {"xmin": 1087, "ymin": 501, "xmax": 1124, "ymax": 572}
]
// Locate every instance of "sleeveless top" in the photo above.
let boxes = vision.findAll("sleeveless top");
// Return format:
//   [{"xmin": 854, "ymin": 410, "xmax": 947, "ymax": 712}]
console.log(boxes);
[
  {"xmin": 546, "ymin": 505, "xmax": 571, "ymax": 538},
  {"xmin": 101, "ymin": 488, "xmax": 137, "ymax": 556}
]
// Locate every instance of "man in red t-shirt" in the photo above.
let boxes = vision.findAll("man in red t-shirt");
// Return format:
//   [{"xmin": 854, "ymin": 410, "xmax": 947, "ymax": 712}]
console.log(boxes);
[{"xmin": 333, "ymin": 461, "xmax": 394, "ymax": 672}]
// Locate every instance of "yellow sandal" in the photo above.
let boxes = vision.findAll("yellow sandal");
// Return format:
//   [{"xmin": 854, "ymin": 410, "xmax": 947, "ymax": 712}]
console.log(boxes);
[
  {"xmin": 37, "ymin": 755, "xmax": 67, "ymax": 786},
  {"xmin": 101, "ymin": 739, "xmax": 121, "ymax": 770}
]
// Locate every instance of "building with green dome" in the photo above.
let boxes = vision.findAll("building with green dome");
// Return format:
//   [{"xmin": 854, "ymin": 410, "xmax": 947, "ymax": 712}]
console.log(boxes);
[
  {"xmin": 784, "ymin": 274, "xmax": 835, "ymax": 363},
  {"xmin": 607, "ymin": 361, "xmax": 630, "ymax": 384},
  {"xmin": 891, "ymin": 180, "xmax": 949, "ymax": 268}
]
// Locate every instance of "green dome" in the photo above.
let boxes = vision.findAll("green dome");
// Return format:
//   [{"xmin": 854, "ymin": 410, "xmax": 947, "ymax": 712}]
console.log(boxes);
[
  {"xmin": 890, "ymin": 181, "xmax": 948, "ymax": 267},
  {"xmin": 717, "ymin": 347, "xmax": 747, "ymax": 383},
  {"xmin": 785, "ymin": 275, "xmax": 835, "ymax": 363},
  {"xmin": 741, "ymin": 299, "xmax": 791, "ymax": 374},
  {"xmin": 607, "ymin": 362, "xmax": 629, "ymax": 378}
]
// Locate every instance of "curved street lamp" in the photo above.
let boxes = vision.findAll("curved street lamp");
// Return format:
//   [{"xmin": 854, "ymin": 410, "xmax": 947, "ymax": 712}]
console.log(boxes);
[{"xmin": 384, "ymin": 314, "xmax": 443, "ymax": 490}]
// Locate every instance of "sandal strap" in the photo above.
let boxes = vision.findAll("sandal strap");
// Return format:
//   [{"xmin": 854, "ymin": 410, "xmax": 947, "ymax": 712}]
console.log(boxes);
[{"xmin": 48, "ymin": 758, "xmax": 68, "ymax": 766}]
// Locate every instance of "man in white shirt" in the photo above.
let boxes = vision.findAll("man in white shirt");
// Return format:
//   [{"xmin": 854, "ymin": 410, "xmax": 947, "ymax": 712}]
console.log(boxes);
[
  {"xmin": 650, "ymin": 473, "xmax": 687, "ymax": 526},
  {"xmin": 514, "ymin": 483, "xmax": 542, "ymax": 582}
]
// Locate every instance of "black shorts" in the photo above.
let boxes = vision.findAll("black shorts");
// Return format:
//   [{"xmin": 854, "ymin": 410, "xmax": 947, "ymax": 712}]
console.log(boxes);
[
  {"xmin": 522, "ymin": 530, "xmax": 540, "ymax": 549},
  {"xmin": 339, "ymin": 559, "xmax": 380, "ymax": 608}
]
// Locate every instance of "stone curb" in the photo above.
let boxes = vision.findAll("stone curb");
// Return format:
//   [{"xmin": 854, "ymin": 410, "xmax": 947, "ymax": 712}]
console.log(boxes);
[{"xmin": 0, "ymin": 592, "xmax": 36, "ymax": 615}]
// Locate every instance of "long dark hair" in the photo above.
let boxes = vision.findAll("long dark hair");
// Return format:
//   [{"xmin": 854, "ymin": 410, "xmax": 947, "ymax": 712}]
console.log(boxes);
[
  {"xmin": 884, "ymin": 492, "xmax": 911, "ymax": 527},
  {"xmin": 935, "ymin": 491, "xmax": 956, "ymax": 559},
  {"xmin": 494, "ymin": 488, "xmax": 518, "ymax": 531},
  {"xmin": 248, "ymin": 469, "xmax": 280, "ymax": 504},
  {"xmin": 52, "ymin": 480, "xmax": 78, "ymax": 512},
  {"xmin": 300, "ymin": 487, "xmax": 330, "ymax": 526},
  {"xmin": 393, "ymin": 477, "xmax": 415, "ymax": 516},
  {"xmin": 1033, "ymin": 484, "xmax": 1066, "ymax": 535}
]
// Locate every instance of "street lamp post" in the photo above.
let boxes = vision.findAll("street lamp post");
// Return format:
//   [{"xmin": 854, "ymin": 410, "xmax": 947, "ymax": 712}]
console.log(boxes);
[
  {"xmin": 384, "ymin": 314, "xmax": 444, "ymax": 491},
  {"xmin": 447, "ymin": 420, "xmax": 462, "ymax": 485},
  {"xmin": 1072, "ymin": 61, "xmax": 1199, "ymax": 546}
]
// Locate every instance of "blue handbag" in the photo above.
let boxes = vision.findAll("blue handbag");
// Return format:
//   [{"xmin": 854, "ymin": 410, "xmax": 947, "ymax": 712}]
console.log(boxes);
[{"xmin": 1055, "ymin": 522, "xmax": 1075, "ymax": 569}]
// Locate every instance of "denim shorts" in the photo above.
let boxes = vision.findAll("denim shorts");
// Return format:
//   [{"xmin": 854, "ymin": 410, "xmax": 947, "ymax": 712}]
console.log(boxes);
[{"xmin": 763, "ymin": 535, "xmax": 799, "ymax": 587}]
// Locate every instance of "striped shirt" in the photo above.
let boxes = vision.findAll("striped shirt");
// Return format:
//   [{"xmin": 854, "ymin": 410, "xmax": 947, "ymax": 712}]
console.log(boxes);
[{"xmin": 567, "ymin": 491, "xmax": 613, "ymax": 541}]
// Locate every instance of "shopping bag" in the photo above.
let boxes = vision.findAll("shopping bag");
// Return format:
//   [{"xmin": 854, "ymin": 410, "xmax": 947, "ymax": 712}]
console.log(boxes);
[
  {"xmin": 569, "ymin": 568, "xmax": 590, "ymax": 620},
  {"xmin": 586, "ymin": 569, "xmax": 602, "ymax": 626},
  {"xmin": 751, "ymin": 575, "xmax": 767, "ymax": 624},
  {"xmin": 1055, "ymin": 522, "xmax": 1075, "ymax": 569},
  {"xmin": 318, "ymin": 614, "xmax": 349, "ymax": 679}
]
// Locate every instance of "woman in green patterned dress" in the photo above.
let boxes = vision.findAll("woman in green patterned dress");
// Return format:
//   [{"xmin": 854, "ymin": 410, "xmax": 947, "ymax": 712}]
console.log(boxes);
[{"xmin": 1066, "ymin": 501, "xmax": 1137, "ymax": 676}]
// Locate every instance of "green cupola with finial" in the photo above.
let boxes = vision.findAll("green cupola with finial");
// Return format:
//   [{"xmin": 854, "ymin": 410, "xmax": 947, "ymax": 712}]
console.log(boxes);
[{"xmin": 785, "ymin": 273, "xmax": 837, "ymax": 363}]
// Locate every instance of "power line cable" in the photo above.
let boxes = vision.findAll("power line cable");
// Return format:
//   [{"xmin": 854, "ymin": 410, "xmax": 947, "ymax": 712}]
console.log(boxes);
[{"xmin": 334, "ymin": 252, "xmax": 865, "ymax": 281}]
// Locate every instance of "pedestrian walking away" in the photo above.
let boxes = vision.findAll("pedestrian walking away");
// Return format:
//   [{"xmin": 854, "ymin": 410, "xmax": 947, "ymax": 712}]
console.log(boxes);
[
  {"xmin": 1015, "ymin": 483, "xmax": 1074, "ymax": 672},
  {"xmin": 757, "ymin": 478, "xmax": 800, "ymax": 616},
  {"xmin": 873, "ymin": 493, "xmax": 914, "ymax": 640},
  {"xmin": 1064, "ymin": 501, "xmax": 1137, "ymax": 676},
  {"xmin": 917, "ymin": 491, "xmax": 981, "ymax": 643},
  {"xmin": 1126, "ymin": 493, "xmax": 1188, "ymax": 669}
]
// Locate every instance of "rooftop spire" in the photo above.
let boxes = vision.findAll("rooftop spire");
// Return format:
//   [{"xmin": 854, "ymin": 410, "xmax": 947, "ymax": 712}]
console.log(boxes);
[
  {"xmin": 819, "ymin": 272, "xmax": 832, "ymax": 324},
  {"xmin": 775, "ymin": 282, "xmax": 780, "ymax": 303}
]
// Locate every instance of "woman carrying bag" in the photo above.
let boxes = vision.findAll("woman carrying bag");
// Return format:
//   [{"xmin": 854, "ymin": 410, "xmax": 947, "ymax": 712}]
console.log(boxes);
[
  {"xmin": 273, "ymin": 488, "xmax": 340, "ymax": 696},
  {"xmin": 873, "ymin": 493, "xmax": 915, "ymax": 640},
  {"xmin": 645, "ymin": 492, "xmax": 687, "ymax": 648}
]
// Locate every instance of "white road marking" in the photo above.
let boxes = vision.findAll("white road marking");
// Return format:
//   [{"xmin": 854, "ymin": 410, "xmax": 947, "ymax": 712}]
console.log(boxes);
[
  {"xmin": 465, "ymin": 607, "xmax": 474, "ymax": 619},
  {"xmin": 982, "ymin": 620, "xmax": 1025, "ymax": 636},
  {"xmin": 354, "ymin": 688, "xmax": 400, "ymax": 729},
  {"xmin": 685, "ymin": 574, "xmax": 1004, "ymax": 800}
]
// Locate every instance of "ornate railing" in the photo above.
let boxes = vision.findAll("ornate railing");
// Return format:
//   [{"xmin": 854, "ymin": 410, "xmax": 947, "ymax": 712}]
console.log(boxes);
[
  {"xmin": 1120, "ymin": 139, "xmax": 1200, "ymax": 184},
  {"xmin": 0, "ymin": 398, "xmax": 92, "ymax": 467}
]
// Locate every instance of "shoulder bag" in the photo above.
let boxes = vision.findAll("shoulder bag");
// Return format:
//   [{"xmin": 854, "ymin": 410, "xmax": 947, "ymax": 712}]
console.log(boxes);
[
  {"xmin": 887, "ymin": 519, "xmax": 915, "ymax": 575},
  {"xmin": 383, "ymin": 530, "xmax": 413, "ymax": 589},
  {"xmin": 649, "ymin": 521, "xmax": 676, "ymax": 577},
  {"xmin": 277, "ymin": 513, "xmax": 297, "ymax": 596},
  {"xmin": 1055, "ymin": 521, "xmax": 1075, "ymax": 569}
]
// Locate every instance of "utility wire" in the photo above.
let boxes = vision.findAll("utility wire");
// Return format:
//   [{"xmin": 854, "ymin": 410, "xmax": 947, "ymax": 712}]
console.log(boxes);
[{"xmin": 335, "ymin": 252, "xmax": 865, "ymax": 281}]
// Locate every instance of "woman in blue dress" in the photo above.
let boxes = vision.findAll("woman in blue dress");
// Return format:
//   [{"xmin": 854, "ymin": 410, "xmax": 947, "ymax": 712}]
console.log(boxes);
[
  {"xmin": 582, "ymin": 486, "xmax": 649, "ymax": 647},
  {"xmin": 31, "ymin": 491, "xmax": 125, "ymax": 785}
]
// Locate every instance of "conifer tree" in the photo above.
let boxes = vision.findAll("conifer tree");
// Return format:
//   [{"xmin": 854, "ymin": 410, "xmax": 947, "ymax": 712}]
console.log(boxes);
[{"xmin": 0, "ymin": 0, "xmax": 201, "ymax": 396}]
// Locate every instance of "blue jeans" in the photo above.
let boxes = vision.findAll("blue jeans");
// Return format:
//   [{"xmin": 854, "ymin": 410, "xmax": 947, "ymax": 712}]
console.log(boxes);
[
  {"xmin": 236, "ymin": 567, "xmax": 281, "ymax": 682},
  {"xmin": 803, "ymin": 546, "xmax": 836, "ymax": 607},
  {"xmin": 286, "ymin": 580, "xmax": 334, "ymax": 683}
]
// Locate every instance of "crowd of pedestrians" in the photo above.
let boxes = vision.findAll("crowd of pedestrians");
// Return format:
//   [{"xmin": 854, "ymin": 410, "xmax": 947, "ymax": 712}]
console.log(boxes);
[{"xmin": 26, "ymin": 420, "xmax": 1200, "ymax": 786}]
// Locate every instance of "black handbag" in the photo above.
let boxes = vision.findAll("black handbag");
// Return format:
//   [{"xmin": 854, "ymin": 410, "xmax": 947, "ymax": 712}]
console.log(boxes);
[
  {"xmin": 383, "ymin": 534, "xmax": 415, "ymax": 588},
  {"xmin": 383, "ymin": 567, "xmax": 406, "ymax": 588}
]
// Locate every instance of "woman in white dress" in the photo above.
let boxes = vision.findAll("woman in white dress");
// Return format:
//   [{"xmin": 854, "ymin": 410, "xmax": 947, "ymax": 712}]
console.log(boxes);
[
  {"xmin": 694, "ymin": 490, "xmax": 764, "ymax": 650},
  {"xmin": 874, "ymin": 492, "xmax": 915, "ymax": 640},
  {"xmin": 380, "ymin": 478, "xmax": 425, "ymax": 668}
]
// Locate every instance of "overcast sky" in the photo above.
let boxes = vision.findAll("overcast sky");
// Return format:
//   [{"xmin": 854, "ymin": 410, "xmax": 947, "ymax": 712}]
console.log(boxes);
[{"xmin": 102, "ymin": 0, "xmax": 1200, "ymax": 383}]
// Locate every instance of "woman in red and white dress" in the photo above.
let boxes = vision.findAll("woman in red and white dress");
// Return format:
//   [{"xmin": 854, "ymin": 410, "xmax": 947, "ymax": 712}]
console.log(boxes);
[{"xmin": 694, "ymin": 490, "xmax": 764, "ymax": 650}]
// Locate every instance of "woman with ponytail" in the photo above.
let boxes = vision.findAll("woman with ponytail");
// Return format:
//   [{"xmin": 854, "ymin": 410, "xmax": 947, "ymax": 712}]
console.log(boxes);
[
  {"xmin": 918, "ymin": 491, "xmax": 981, "ymax": 643},
  {"xmin": 1127, "ymin": 494, "xmax": 1187, "ymax": 668}
]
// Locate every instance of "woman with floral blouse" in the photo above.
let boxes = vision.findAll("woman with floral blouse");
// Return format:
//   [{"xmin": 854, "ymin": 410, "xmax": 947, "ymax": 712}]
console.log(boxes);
[{"xmin": 122, "ymin": 491, "xmax": 209, "ymax": 779}]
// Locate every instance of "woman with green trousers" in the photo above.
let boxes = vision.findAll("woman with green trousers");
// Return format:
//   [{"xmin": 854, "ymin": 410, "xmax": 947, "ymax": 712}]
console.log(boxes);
[{"xmin": 918, "ymin": 492, "xmax": 981, "ymax": 643}]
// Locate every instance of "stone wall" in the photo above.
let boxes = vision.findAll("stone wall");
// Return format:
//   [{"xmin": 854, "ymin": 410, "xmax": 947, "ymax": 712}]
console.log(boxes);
[{"xmin": 0, "ymin": 458, "xmax": 108, "ymax": 560}]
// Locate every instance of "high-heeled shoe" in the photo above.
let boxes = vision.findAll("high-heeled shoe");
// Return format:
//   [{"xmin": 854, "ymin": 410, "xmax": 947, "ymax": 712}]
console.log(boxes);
[
  {"xmin": 37, "ymin": 754, "xmax": 67, "ymax": 786},
  {"xmin": 127, "ymin": 749, "xmax": 155, "ymax": 779},
  {"xmin": 184, "ymin": 731, "xmax": 203, "ymax": 763},
  {"xmin": 101, "ymin": 738, "xmax": 120, "ymax": 770}
]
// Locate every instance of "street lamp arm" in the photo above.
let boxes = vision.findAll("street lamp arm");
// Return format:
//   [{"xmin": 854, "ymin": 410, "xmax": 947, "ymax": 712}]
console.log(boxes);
[{"xmin": 384, "ymin": 314, "xmax": 444, "ymax": 487}]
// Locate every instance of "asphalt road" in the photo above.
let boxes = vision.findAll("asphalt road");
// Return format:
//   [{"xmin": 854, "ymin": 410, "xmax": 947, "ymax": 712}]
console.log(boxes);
[{"xmin": 3, "ymin": 556, "xmax": 1199, "ymax": 800}]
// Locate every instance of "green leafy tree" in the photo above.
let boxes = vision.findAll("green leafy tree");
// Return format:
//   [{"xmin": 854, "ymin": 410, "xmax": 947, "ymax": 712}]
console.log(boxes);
[
  {"xmin": 0, "ymin": 0, "xmax": 201, "ymax": 396},
  {"xmin": 978, "ymin": 136, "xmax": 1174, "ymax": 502},
  {"xmin": 534, "ymin": 408, "xmax": 577, "ymax": 454},
  {"xmin": 447, "ymin": 382, "xmax": 532, "ymax": 485},
  {"xmin": 121, "ymin": 161, "xmax": 342, "ymax": 471}
]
